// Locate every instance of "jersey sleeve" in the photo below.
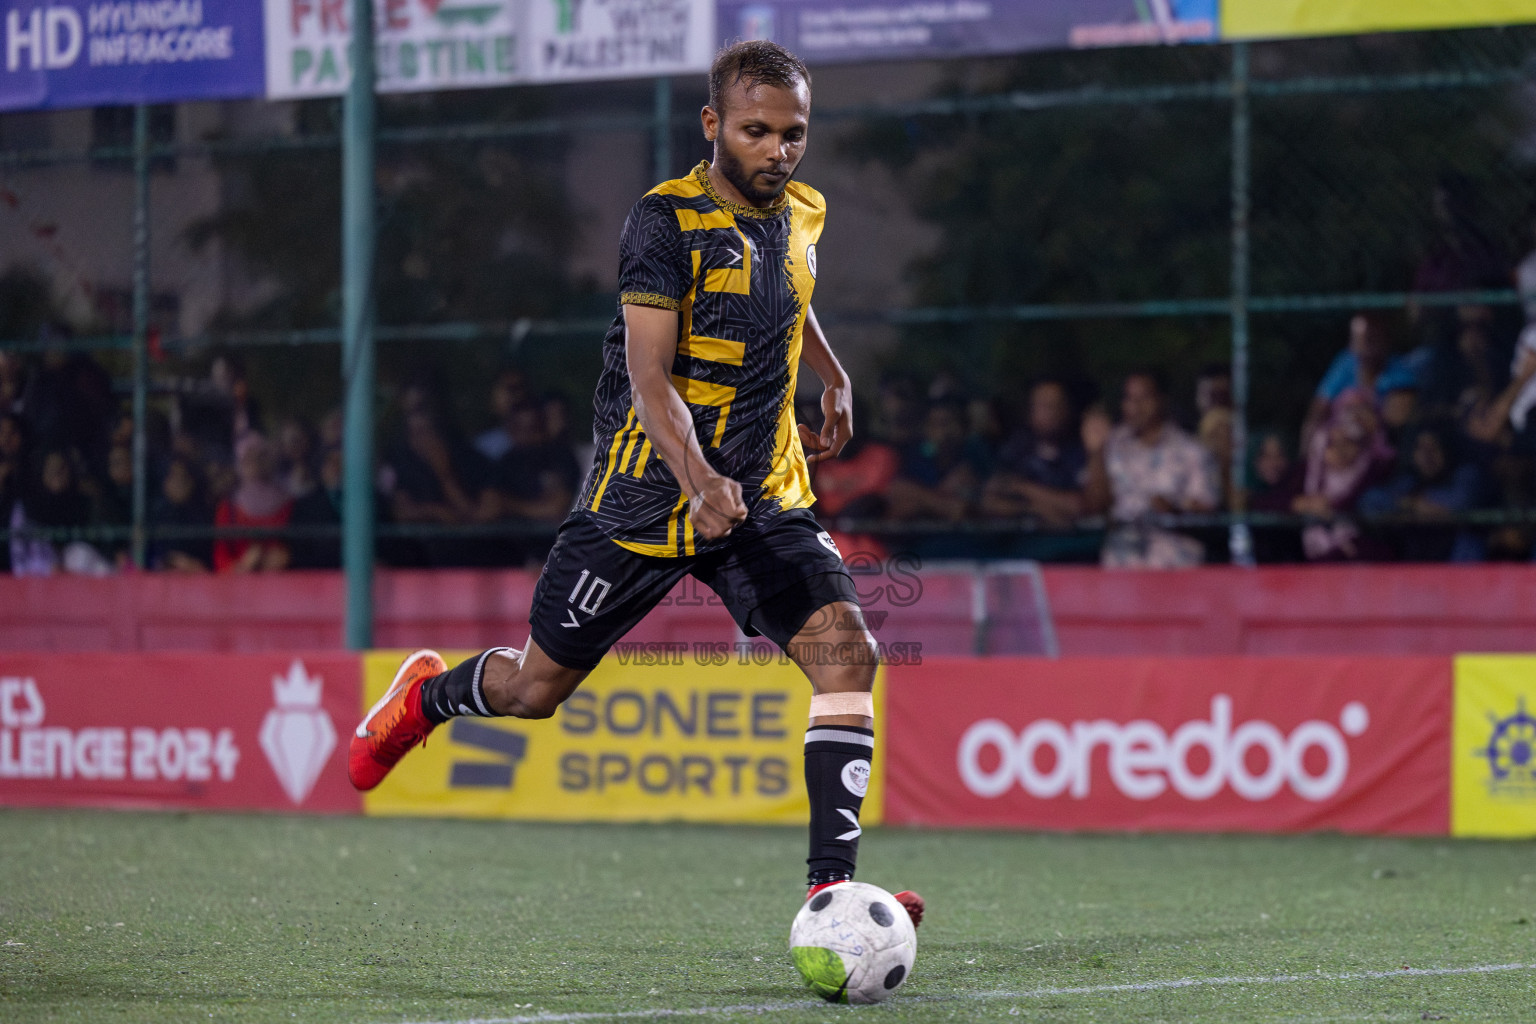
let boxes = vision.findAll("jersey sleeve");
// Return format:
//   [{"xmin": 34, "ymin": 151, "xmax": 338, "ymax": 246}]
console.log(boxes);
[{"xmin": 617, "ymin": 194, "xmax": 690, "ymax": 311}]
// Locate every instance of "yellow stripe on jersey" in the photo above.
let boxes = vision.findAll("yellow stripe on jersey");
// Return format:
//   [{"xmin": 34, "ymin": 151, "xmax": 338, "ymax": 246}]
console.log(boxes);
[
  {"xmin": 631, "ymin": 439, "xmax": 652, "ymax": 477},
  {"xmin": 677, "ymin": 334, "xmax": 746, "ymax": 366},
  {"xmin": 675, "ymin": 208, "xmax": 735, "ymax": 232},
  {"xmin": 590, "ymin": 408, "xmax": 636, "ymax": 513},
  {"xmin": 617, "ymin": 423, "xmax": 642, "ymax": 477},
  {"xmin": 704, "ymin": 227, "xmax": 751, "ymax": 295},
  {"xmin": 666, "ymin": 491, "xmax": 685, "ymax": 555},
  {"xmin": 671, "ymin": 374, "xmax": 736, "ymax": 448}
]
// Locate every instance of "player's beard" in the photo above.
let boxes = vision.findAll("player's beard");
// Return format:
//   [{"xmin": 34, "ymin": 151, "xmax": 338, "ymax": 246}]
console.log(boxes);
[{"xmin": 716, "ymin": 139, "xmax": 792, "ymax": 206}]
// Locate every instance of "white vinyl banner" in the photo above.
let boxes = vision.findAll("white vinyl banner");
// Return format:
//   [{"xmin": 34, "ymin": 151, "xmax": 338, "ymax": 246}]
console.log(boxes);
[
  {"xmin": 263, "ymin": 0, "xmax": 711, "ymax": 99},
  {"xmin": 525, "ymin": 0, "xmax": 713, "ymax": 82},
  {"xmin": 264, "ymin": 0, "xmax": 523, "ymax": 99}
]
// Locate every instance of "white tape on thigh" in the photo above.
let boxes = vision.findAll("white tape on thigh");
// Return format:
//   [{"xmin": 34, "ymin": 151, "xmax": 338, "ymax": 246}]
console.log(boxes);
[{"xmin": 808, "ymin": 691, "xmax": 874, "ymax": 720}]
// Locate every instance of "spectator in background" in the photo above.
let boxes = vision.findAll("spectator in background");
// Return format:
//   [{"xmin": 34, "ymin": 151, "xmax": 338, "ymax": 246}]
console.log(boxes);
[
  {"xmin": 886, "ymin": 398, "xmax": 991, "ymax": 522},
  {"xmin": 1086, "ymin": 369, "xmax": 1219, "ymax": 569},
  {"xmin": 1292, "ymin": 396, "xmax": 1394, "ymax": 561},
  {"xmin": 382, "ymin": 394, "xmax": 486, "ymax": 567},
  {"xmin": 25, "ymin": 328, "xmax": 116, "ymax": 478},
  {"xmin": 1414, "ymin": 174, "xmax": 1506, "ymax": 295},
  {"xmin": 0, "ymin": 411, "xmax": 26, "ymax": 519},
  {"xmin": 1, "ymin": 413, "xmax": 31, "ymax": 573},
  {"xmin": 543, "ymin": 392, "xmax": 594, "ymax": 470},
  {"xmin": 92, "ymin": 442, "xmax": 135, "ymax": 569},
  {"xmin": 10, "ymin": 448, "xmax": 107, "ymax": 576},
  {"xmin": 181, "ymin": 351, "xmax": 262, "ymax": 469},
  {"xmin": 213, "ymin": 433, "xmax": 291, "ymax": 573},
  {"xmin": 149, "ymin": 456, "xmax": 213, "ymax": 572},
  {"xmin": 386, "ymin": 405, "xmax": 486, "ymax": 527},
  {"xmin": 871, "ymin": 377, "xmax": 924, "ymax": 449},
  {"xmin": 317, "ymin": 408, "xmax": 344, "ymax": 452},
  {"xmin": 276, "ymin": 418, "xmax": 318, "ymax": 499},
  {"xmin": 1300, "ymin": 314, "xmax": 1420, "ymax": 452},
  {"xmin": 1247, "ymin": 429, "xmax": 1304, "ymax": 563},
  {"xmin": 288, "ymin": 445, "xmax": 343, "ymax": 570},
  {"xmin": 1197, "ymin": 406, "xmax": 1236, "ymax": 510},
  {"xmin": 1196, "ymin": 363, "xmax": 1233, "ymax": 418},
  {"xmin": 481, "ymin": 402, "xmax": 580, "ymax": 565},
  {"xmin": 982, "ymin": 379, "xmax": 1086, "ymax": 527},
  {"xmin": 1361, "ymin": 421, "xmax": 1485, "ymax": 562},
  {"xmin": 474, "ymin": 368, "xmax": 530, "ymax": 462},
  {"xmin": 0, "ymin": 351, "xmax": 24, "ymax": 416}
]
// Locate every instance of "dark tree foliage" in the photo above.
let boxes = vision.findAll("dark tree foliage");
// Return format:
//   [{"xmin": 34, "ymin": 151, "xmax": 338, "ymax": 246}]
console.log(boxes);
[
  {"xmin": 183, "ymin": 89, "xmax": 583, "ymax": 427},
  {"xmin": 840, "ymin": 27, "xmax": 1536, "ymax": 431},
  {"xmin": 187, "ymin": 90, "xmax": 578, "ymax": 330}
]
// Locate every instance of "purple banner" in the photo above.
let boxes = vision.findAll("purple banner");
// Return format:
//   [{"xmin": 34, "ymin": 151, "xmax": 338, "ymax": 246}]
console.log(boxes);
[
  {"xmin": 2, "ymin": 0, "xmax": 265, "ymax": 111},
  {"xmin": 717, "ymin": 0, "xmax": 1217, "ymax": 64}
]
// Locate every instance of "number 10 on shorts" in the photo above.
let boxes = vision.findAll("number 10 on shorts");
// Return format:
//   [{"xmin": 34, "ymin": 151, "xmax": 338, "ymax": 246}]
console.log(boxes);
[{"xmin": 569, "ymin": 570, "xmax": 612, "ymax": 618}]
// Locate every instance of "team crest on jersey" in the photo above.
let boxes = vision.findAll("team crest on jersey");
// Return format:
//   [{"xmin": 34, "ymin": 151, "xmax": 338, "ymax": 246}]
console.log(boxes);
[{"xmin": 806, "ymin": 243, "xmax": 817, "ymax": 279}]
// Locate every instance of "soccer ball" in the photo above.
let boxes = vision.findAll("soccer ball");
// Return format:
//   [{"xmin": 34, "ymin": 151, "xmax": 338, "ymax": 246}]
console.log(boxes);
[{"xmin": 789, "ymin": 882, "xmax": 916, "ymax": 1004}]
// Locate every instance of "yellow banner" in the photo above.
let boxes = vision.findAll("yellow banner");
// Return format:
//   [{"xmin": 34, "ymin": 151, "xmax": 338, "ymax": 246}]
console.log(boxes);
[
  {"xmin": 1452, "ymin": 656, "xmax": 1536, "ymax": 838},
  {"xmin": 1224, "ymin": 1, "xmax": 1536, "ymax": 40},
  {"xmin": 362, "ymin": 649, "xmax": 885, "ymax": 825}
]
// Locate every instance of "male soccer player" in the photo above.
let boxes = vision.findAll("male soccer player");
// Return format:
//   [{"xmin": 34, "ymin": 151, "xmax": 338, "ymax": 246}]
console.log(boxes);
[{"xmin": 349, "ymin": 40, "xmax": 922, "ymax": 927}]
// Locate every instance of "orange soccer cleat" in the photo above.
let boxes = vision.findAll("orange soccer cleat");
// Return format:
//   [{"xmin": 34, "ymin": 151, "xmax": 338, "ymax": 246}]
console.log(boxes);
[{"xmin": 347, "ymin": 649, "xmax": 447, "ymax": 791}]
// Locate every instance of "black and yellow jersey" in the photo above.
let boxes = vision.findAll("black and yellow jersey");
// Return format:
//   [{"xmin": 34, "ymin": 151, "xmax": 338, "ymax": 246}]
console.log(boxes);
[{"xmin": 575, "ymin": 161, "xmax": 824, "ymax": 557}]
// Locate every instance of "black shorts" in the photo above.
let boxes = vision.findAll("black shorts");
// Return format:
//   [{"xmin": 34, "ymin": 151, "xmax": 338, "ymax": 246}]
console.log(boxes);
[{"xmin": 528, "ymin": 509, "xmax": 858, "ymax": 671}]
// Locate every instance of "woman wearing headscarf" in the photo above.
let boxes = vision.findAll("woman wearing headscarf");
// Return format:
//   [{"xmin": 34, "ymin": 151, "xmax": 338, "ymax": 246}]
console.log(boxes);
[
  {"xmin": 213, "ymin": 433, "xmax": 292, "ymax": 572},
  {"xmin": 1291, "ymin": 393, "xmax": 1394, "ymax": 561}
]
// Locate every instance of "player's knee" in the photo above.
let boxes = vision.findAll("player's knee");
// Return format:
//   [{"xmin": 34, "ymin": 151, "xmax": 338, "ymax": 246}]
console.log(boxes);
[{"xmin": 818, "ymin": 658, "xmax": 875, "ymax": 695}]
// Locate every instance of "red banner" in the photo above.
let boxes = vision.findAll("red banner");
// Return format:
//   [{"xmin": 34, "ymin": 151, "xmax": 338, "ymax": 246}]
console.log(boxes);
[
  {"xmin": 886, "ymin": 657, "xmax": 1450, "ymax": 834},
  {"xmin": 0, "ymin": 654, "xmax": 362, "ymax": 813}
]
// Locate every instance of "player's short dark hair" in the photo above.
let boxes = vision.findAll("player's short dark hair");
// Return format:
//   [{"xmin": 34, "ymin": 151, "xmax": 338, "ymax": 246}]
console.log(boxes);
[{"xmin": 709, "ymin": 40, "xmax": 811, "ymax": 114}]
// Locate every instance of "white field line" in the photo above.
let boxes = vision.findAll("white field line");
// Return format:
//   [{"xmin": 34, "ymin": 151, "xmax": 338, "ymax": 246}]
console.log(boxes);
[{"xmin": 388, "ymin": 961, "xmax": 1536, "ymax": 1024}]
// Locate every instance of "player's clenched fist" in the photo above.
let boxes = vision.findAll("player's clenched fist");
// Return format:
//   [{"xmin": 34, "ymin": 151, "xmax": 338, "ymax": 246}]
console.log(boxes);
[{"xmin": 689, "ymin": 474, "xmax": 748, "ymax": 540}]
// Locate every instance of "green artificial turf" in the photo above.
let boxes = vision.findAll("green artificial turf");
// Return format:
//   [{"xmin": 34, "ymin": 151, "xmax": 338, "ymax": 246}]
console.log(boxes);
[{"xmin": 1, "ymin": 808, "xmax": 1533, "ymax": 1023}]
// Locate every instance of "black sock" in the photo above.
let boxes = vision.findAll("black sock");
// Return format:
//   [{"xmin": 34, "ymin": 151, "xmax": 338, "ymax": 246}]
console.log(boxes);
[
  {"xmin": 804, "ymin": 723, "xmax": 873, "ymax": 885},
  {"xmin": 419, "ymin": 648, "xmax": 513, "ymax": 724}
]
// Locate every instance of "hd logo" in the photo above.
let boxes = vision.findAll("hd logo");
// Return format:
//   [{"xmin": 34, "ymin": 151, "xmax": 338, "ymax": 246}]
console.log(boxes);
[
  {"xmin": 448, "ymin": 719, "xmax": 528, "ymax": 789},
  {"xmin": 1453, "ymin": 656, "xmax": 1536, "ymax": 837}
]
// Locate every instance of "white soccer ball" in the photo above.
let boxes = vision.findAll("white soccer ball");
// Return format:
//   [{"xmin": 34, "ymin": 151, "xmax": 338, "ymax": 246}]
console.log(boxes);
[{"xmin": 789, "ymin": 881, "xmax": 916, "ymax": 1004}]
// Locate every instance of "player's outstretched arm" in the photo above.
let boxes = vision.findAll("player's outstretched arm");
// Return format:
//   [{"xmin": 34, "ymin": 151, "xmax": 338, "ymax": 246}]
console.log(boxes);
[
  {"xmin": 624, "ymin": 303, "xmax": 748, "ymax": 540},
  {"xmin": 798, "ymin": 306, "xmax": 853, "ymax": 463}
]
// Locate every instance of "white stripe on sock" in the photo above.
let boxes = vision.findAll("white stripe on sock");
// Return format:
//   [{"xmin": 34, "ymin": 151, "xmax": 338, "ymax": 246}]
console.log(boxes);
[
  {"xmin": 804, "ymin": 727, "xmax": 874, "ymax": 748},
  {"xmin": 470, "ymin": 648, "xmax": 514, "ymax": 717}
]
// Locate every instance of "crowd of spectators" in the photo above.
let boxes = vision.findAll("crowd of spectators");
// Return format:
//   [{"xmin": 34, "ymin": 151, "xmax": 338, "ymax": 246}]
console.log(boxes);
[
  {"xmin": 6, "ymin": 180, "xmax": 1536, "ymax": 572},
  {"xmin": 0, "ymin": 349, "xmax": 585, "ymax": 575},
  {"xmin": 7, "ymin": 304, "xmax": 1536, "ymax": 573},
  {"xmin": 813, "ymin": 294, "xmax": 1536, "ymax": 568}
]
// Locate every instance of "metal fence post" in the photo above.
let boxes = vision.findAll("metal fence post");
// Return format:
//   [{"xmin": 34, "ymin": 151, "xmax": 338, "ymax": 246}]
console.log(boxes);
[
  {"xmin": 653, "ymin": 76, "xmax": 673, "ymax": 185},
  {"xmin": 343, "ymin": 0, "xmax": 378, "ymax": 649},
  {"xmin": 1228, "ymin": 41, "xmax": 1255, "ymax": 568},
  {"xmin": 130, "ymin": 104, "xmax": 150, "ymax": 571}
]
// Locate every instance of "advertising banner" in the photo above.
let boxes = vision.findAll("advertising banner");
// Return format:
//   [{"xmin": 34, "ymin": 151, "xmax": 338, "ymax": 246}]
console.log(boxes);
[
  {"xmin": 264, "ymin": 0, "xmax": 522, "ymax": 99},
  {"xmin": 1223, "ymin": 1, "xmax": 1536, "ymax": 41},
  {"xmin": 362, "ymin": 648, "xmax": 884, "ymax": 824},
  {"xmin": 885, "ymin": 656, "xmax": 1450, "ymax": 834},
  {"xmin": 1452, "ymin": 655, "xmax": 1536, "ymax": 838},
  {"xmin": 716, "ymin": 0, "xmax": 1216, "ymax": 66},
  {"xmin": 0, "ymin": 653, "xmax": 361, "ymax": 813},
  {"xmin": 526, "ymin": 0, "xmax": 712, "ymax": 82},
  {"xmin": 1, "ymin": 0, "xmax": 266, "ymax": 111}
]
